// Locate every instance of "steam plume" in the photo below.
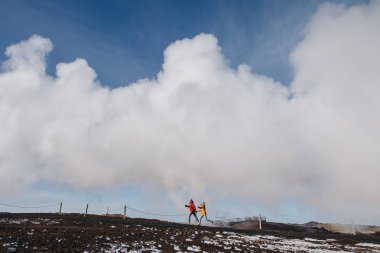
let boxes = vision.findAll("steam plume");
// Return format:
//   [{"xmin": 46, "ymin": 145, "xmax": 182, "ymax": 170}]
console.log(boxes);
[{"xmin": 1, "ymin": 1, "xmax": 379, "ymax": 224}]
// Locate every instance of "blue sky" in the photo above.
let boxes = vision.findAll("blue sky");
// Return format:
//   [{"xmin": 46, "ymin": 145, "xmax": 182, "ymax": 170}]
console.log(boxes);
[
  {"xmin": 1, "ymin": 0, "xmax": 366, "ymax": 87},
  {"xmin": 0, "ymin": 0, "xmax": 373, "ymax": 224}
]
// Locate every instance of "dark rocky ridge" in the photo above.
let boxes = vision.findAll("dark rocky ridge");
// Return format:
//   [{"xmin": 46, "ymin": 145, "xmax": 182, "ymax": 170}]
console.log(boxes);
[{"xmin": 0, "ymin": 213, "xmax": 379, "ymax": 252}]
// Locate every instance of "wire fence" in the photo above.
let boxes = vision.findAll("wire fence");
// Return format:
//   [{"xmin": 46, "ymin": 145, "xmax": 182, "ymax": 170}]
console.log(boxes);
[
  {"xmin": 0, "ymin": 201, "xmax": 263, "ymax": 227},
  {"xmin": 0, "ymin": 201, "xmax": 187, "ymax": 218},
  {"xmin": 0, "ymin": 200, "xmax": 268, "ymax": 230},
  {"xmin": 0, "ymin": 202, "xmax": 60, "ymax": 209},
  {"xmin": 124, "ymin": 205, "xmax": 187, "ymax": 217}
]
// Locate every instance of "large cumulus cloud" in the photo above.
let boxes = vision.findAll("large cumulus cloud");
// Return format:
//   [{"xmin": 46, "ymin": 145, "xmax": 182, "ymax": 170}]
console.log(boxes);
[{"xmin": 1, "ymin": 1, "xmax": 379, "ymax": 223}]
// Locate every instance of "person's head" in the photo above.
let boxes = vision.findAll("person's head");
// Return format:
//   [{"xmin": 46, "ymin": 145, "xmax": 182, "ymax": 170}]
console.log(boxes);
[
  {"xmin": 203, "ymin": 202, "xmax": 205, "ymax": 205},
  {"xmin": 190, "ymin": 199, "xmax": 193, "ymax": 203}
]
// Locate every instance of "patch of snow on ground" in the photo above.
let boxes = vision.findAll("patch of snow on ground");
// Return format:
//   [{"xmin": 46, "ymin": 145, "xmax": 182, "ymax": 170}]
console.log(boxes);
[
  {"xmin": 186, "ymin": 245, "xmax": 201, "ymax": 252},
  {"xmin": 356, "ymin": 243, "xmax": 380, "ymax": 248}
]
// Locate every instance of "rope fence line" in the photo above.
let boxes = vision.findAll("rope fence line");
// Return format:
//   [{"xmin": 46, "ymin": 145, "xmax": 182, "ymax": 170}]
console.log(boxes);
[
  {"xmin": 125, "ymin": 205, "xmax": 187, "ymax": 217},
  {"xmin": 0, "ymin": 201, "xmax": 267, "ymax": 231},
  {"xmin": 0, "ymin": 201, "xmax": 220, "ymax": 225},
  {"xmin": 0, "ymin": 201, "xmax": 187, "ymax": 217},
  {"xmin": 0, "ymin": 202, "xmax": 59, "ymax": 209}
]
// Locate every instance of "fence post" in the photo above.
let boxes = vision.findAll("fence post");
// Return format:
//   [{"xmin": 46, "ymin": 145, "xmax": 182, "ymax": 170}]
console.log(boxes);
[
  {"xmin": 123, "ymin": 205, "xmax": 126, "ymax": 220},
  {"xmin": 106, "ymin": 207, "xmax": 109, "ymax": 216},
  {"xmin": 84, "ymin": 203, "xmax": 88, "ymax": 218},
  {"xmin": 59, "ymin": 202, "xmax": 62, "ymax": 214},
  {"xmin": 351, "ymin": 219, "xmax": 356, "ymax": 236},
  {"xmin": 259, "ymin": 214, "xmax": 262, "ymax": 230}
]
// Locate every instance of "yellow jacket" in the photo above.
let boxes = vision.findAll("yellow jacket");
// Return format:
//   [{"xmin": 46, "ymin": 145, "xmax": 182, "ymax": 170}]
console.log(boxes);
[{"xmin": 198, "ymin": 203, "xmax": 206, "ymax": 216}]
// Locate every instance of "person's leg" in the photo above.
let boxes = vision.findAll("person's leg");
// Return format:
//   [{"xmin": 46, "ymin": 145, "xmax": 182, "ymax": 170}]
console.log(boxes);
[
  {"xmin": 189, "ymin": 212, "xmax": 196, "ymax": 224},
  {"xmin": 205, "ymin": 215, "xmax": 213, "ymax": 224},
  {"xmin": 199, "ymin": 215, "xmax": 204, "ymax": 225},
  {"xmin": 193, "ymin": 211, "xmax": 199, "ymax": 222}
]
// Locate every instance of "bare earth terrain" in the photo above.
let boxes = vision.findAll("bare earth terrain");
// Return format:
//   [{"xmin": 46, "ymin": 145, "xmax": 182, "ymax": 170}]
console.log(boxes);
[{"xmin": 0, "ymin": 213, "xmax": 379, "ymax": 252}]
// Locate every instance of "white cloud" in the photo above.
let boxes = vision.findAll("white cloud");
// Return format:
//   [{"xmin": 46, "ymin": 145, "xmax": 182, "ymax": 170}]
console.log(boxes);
[{"xmin": 0, "ymin": 1, "xmax": 379, "ymax": 224}]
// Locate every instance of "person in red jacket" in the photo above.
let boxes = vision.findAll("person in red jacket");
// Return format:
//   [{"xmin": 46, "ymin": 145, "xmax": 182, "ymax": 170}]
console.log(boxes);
[{"xmin": 185, "ymin": 199, "xmax": 199, "ymax": 224}]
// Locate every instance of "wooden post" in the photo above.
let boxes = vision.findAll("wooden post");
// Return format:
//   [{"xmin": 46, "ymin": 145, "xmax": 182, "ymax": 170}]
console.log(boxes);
[
  {"xmin": 123, "ymin": 205, "xmax": 126, "ymax": 220},
  {"xmin": 351, "ymin": 219, "xmax": 356, "ymax": 236},
  {"xmin": 59, "ymin": 202, "xmax": 62, "ymax": 214},
  {"xmin": 259, "ymin": 214, "xmax": 262, "ymax": 230},
  {"xmin": 106, "ymin": 207, "xmax": 109, "ymax": 216},
  {"xmin": 84, "ymin": 203, "xmax": 88, "ymax": 218}
]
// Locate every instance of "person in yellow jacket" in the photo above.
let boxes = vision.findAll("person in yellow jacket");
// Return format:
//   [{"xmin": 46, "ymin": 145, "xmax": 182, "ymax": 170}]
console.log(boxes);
[{"xmin": 198, "ymin": 202, "xmax": 213, "ymax": 225}]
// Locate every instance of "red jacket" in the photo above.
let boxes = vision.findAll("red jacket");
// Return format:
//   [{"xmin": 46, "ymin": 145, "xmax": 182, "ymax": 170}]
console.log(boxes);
[{"xmin": 186, "ymin": 200, "xmax": 196, "ymax": 212}]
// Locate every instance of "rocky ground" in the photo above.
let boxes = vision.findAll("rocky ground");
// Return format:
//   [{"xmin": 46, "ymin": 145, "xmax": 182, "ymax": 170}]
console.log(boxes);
[{"xmin": 0, "ymin": 213, "xmax": 379, "ymax": 252}]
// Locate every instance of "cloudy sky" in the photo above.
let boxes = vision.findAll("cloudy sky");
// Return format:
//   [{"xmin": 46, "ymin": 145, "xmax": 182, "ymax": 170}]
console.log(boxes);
[{"xmin": 1, "ymin": 0, "xmax": 379, "ymax": 225}]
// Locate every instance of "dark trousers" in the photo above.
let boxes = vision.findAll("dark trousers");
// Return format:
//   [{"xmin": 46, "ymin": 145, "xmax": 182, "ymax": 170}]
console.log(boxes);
[
  {"xmin": 188, "ymin": 211, "xmax": 199, "ymax": 223},
  {"xmin": 199, "ymin": 214, "xmax": 213, "ymax": 225}
]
